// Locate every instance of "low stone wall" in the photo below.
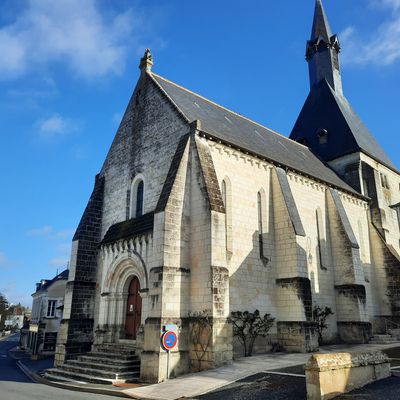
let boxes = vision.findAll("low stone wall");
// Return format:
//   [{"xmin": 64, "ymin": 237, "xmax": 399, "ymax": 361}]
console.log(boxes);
[{"xmin": 305, "ymin": 351, "xmax": 390, "ymax": 400}]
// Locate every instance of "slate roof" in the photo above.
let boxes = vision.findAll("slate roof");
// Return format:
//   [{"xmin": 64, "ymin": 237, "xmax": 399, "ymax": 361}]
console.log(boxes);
[
  {"xmin": 150, "ymin": 73, "xmax": 362, "ymax": 196},
  {"xmin": 35, "ymin": 269, "xmax": 68, "ymax": 293},
  {"xmin": 290, "ymin": 79, "xmax": 397, "ymax": 172},
  {"xmin": 102, "ymin": 212, "xmax": 154, "ymax": 245}
]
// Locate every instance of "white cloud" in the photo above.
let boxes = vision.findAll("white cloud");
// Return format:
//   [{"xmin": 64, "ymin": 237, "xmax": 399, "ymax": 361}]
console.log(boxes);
[
  {"xmin": 382, "ymin": 0, "xmax": 400, "ymax": 11},
  {"xmin": 38, "ymin": 115, "xmax": 72, "ymax": 138},
  {"xmin": 36, "ymin": 114, "xmax": 81, "ymax": 139},
  {"xmin": 341, "ymin": 0, "xmax": 400, "ymax": 66},
  {"xmin": 0, "ymin": 252, "xmax": 7, "ymax": 267},
  {"xmin": 112, "ymin": 111, "xmax": 123, "ymax": 126},
  {"xmin": 0, "ymin": 251, "xmax": 17, "ymax": 268},
  {"xmin": 48, "ymin": 257, "xmax": 69, "ymax": 268},
  {"xmin": 26, "ymin": 225, "xmax": 53, "ymax": 237},
  {"xmin": 0, "ymin": 0, "xmax": 143, "ymax": 80},
  {"xmin": 55, "ymin": 229, "xmax": 75, "ymax": 240},
  {"xmin": 26, "ymin": 226, "xmax": 74, "ymax": 240},
  {"xmin": 56, "ymin": 243, "xmax": 71, "ymax": 254}
]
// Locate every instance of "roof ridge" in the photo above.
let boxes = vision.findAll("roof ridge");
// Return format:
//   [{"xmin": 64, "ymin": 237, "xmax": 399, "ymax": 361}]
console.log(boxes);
[
  {"xmin": 151, "ymin": 72, "xmax": 310, "ymax": 150},
  {"xmin": 326, "ymin": 80, "xmax": 398, "ymax": 171},
  {"xmin": 147, "ymin": 72, "xmax": 190, "ymax": 123}
]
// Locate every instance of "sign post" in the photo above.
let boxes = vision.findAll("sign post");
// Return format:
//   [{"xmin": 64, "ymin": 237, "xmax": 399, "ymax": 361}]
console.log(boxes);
[{"xmin": 161, "ymin": 330, "xmax": 178, "ymax": 380}]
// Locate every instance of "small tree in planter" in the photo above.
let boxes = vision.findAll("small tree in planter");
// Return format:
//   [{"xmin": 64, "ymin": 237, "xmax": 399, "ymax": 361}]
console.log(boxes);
[
  {"xmin": 188, "ymin": 310, "xmax": 213, "ymax": 371},
  {"xmin": 229, "ymin": 310, "xmax": 275, "ymax": 357},
  {"xmin": 313, "ymin": 305, "xmax": 334, "ymax": 345}
]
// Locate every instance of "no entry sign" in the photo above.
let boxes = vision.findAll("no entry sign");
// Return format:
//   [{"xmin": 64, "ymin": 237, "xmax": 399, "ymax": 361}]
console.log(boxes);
[{"xmin": 161, "ymin": 330, "xmax": 178, "ymax": 350}]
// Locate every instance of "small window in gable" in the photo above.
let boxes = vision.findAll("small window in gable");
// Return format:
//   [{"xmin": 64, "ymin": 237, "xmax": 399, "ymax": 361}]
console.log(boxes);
[
  {"xmin": 317, "ymin": 129, "xmax": 328, "ymax": 145},
  {"xmin": 380, "ymin": 173, "xmax": 390, "ymax": 189},
  {"xmin": 136, "ymin": 181, "xmax": 144, "ymax": 217},
  {"xmin": 135, "ymin": 89, "xmax": 142, "ymax": 106},
  {"xmin": 130, "ymin": 176, "xmax": 145, "ymax": 219}
]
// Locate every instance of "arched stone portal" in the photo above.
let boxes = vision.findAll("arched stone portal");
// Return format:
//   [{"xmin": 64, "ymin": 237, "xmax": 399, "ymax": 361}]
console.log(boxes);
[{"xmin": 97, "ymin": 250, "xmax": 149, "ymax": 344}]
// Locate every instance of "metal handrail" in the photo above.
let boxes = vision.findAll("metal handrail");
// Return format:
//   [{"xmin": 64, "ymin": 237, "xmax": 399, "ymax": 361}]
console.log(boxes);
[{"xmin": 380, "ymin": 317, "xmax": 400, "ymax": 333}]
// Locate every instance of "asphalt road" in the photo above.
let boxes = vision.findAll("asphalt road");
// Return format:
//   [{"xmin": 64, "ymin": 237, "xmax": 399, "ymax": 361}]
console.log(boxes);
[
  {"xmin": 196, "ymin": 367, "xmax": 400, "ymax": 400},
  {"xmin": 0, "ymin": 334, "xmax": 118, "ymax": 400}
]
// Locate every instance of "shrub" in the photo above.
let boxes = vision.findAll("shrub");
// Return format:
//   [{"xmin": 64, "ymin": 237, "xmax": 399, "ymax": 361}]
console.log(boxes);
[
  {"xmin": 229, "ymin": 310, "xmax": 275, "ymax": 357},
  {"xmin": 313, "ymin": 305, "xmax": 334, "ymax": 345}
]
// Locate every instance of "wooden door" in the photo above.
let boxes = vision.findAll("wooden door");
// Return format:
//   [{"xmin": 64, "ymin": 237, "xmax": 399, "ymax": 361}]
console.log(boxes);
[{"xmin": 125, "ymin": 276, "xmax": 142, "ymax": 340}]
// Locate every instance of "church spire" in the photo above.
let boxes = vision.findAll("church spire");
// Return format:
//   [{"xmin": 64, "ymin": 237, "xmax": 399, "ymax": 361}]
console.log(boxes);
[
  {"xmin": 311, "ymin": 0, "xmax": 332, "ymax": 41},
  {"xmin": 306, "ymin": 0, "xmax": 343, "ymax": 95}
]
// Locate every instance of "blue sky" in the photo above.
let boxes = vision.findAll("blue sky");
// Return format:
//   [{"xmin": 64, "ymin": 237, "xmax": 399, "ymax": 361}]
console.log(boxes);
[{"xmin": 0, "ymin": 0, "xmax": 399, "ymax": 307}]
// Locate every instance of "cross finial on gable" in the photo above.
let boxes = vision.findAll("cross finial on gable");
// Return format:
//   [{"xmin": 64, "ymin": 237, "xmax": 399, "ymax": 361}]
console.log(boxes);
[{"xmin": 139, "ymin": 48, "xmax": 154, "ymax": 73}]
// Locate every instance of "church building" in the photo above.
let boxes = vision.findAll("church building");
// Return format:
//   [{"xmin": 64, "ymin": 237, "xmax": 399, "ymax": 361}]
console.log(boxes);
[{"xmin": 50, "ymin": 0, "xmax": 400, "ymax": 384}]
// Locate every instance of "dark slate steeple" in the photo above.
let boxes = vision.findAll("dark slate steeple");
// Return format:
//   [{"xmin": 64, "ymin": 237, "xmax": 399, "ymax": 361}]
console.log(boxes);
[
  {"xmin": 290, "ymin": 0, "xmax": 397, "ymax": 173},
  {"xmin": 306, "ymin": 0, "xmax": 342, "ymax": 95}
]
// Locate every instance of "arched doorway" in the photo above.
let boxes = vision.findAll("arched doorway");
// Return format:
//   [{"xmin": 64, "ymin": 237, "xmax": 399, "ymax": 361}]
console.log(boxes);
[{"xmin": 125, "ymin": 276, "xmax": 142, "ymax": 340}]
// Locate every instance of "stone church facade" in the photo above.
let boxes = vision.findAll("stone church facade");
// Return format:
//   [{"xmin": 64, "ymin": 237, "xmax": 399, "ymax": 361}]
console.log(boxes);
[{"xmin": 54, "ymin": 0, "xmax": 400, "ymax": 383}]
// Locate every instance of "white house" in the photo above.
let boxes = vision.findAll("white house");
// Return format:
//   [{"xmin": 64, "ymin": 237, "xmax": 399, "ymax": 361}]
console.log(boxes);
[{"xmin": 28, "ymin": 269, "xmax": 68, "ymax": 356}]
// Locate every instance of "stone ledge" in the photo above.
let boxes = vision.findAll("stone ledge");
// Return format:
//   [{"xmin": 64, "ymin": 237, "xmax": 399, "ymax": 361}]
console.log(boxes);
[
  {"xmin": 306, "ymin": 351, "xmax": 389, "ymax": 372},
  {"xmin": 306, "ymin": 350, "xmax": 391, "ymax": 400}
]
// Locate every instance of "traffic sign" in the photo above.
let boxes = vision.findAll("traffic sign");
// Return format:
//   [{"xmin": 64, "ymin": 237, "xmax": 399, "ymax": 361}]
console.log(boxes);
[
  {"xmin": 165, "ymin": 324, "xmax": 178, "ymax": 332},
  {"xmin": 161, "ymin": 330, "xmax": 178, "ymax": 350}
]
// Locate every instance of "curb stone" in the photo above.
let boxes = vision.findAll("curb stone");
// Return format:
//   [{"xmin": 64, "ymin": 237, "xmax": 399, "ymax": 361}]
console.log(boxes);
[{"xmin": 11, "ymin": 353, "xmax": 131, "ymax": 398}]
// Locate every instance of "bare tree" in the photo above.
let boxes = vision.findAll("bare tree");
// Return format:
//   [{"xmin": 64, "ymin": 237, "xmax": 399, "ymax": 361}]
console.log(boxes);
[{"xmin": 229, "ymin": 310, "xmax": 275, "ymax": 357}]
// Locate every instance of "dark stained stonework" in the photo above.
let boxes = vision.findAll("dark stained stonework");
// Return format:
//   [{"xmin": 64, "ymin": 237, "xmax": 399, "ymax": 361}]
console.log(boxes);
[
  {"xmin": 337, "ymin": 321, "xmax": 372, "ymax": 344},
  {"xmin": 277, "ymin": 321, "xmax": 319, "ymax": 353},
  {"xmin": 362, "ymin": 162, "xmax": 385, "ymax": 238},
  {"xmin": 63, "ymin": 174, "xmax": 105, "ymax": 359},
  {"xmin": 380, "ymin": 242, "xmax": 400, "ymax": 315},
  {"xmin": 335, "ymin": 284, "xmax": 367, "ymax": 305},
  {"xmin": 102, "ymin": 212, "xmax": 154, "ymax": 245},
  {"xmin": 329, "ymin": 188, "xmax": 360, "ymax": 249},
  {"xmin": 194, "ymin": 136, "xmax": 225, "ymax": 213},
  {"xmin": 155, "ymin": 134, "xmax": 190, "ymax": 212},
  {"xmin": 276, "ymin": 168, "xmax": 306, "ymax": 237},
  {"xmin": 276, "ymin": 277, "xmax": 313, "ymax": 321}
]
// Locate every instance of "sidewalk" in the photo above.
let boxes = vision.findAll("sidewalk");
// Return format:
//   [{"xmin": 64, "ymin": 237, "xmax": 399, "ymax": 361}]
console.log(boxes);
[
  {"xmin": 14, "ymin": 342, "xmax": 400, "ymax": 400},
  {"xmin": 122, "ymin": 342, "xmax": 400, "ymax": 400},
  {"xmin": 0, "ymin": 332, "xmax": 16, "ymax": 341}
]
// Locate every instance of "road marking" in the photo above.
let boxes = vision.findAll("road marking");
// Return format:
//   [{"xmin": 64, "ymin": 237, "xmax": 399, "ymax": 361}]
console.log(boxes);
[{"xmin": 262, "ymin": 370, "xmax": 305, "ymax": 378}]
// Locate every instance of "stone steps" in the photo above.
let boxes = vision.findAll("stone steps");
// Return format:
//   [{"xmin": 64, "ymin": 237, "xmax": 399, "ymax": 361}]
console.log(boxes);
[
  {"xmin": 45, "ymin": 343, "xmax": 141, "ymax": 385},
  {"xmin": 77, "ymin": 354, "xmax": 138, "ymax": 366},
  {"xmin": 369, "ymin": 334, "xmax": 398, "ymax": 344},
  {"xmin": 68, "ymin": 359, "xmax": 140, "ymax": 371},
  {"xmin": 59, "ymin": 363, "xmax": 140, "ymax": 380},
  {"xmin": 83, "ymin": 351, "xmax": 139, "ymax": 360},
  {"xmin": 388, "ymin": 329, "xmax": 400, "ymax": 340},
  {"xmin": 45, "ymin": 368, "xmax": 139, "ymax": 385},
  {"xmin": 94, "ymin": 345, "xmax": 137, "ymax": 355}
]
